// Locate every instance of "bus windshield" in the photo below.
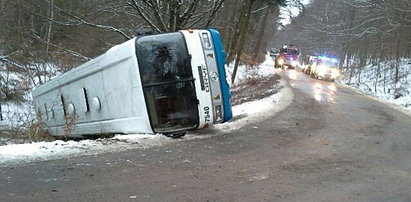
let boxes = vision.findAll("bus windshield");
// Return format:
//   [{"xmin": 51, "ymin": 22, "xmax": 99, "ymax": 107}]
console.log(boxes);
[
  {"xmin": 136, "ymin": 33, "xmax": 199, "ymax": 133},
  {"xmin": 282, "ymin": 48, "xmax": 299, "ymax": 55}
]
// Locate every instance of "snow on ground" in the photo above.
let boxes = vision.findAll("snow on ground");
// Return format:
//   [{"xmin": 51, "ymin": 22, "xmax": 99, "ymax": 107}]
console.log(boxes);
[
  {"xmin": 216, "ymin": 54, "xmax": 292, "ymax": 132},
  {"xmin": 341, "ymin": 58, "xmax": 411, "ymax": 115},
  {"xmin": 0, "ymin": 101, "xmax": 34, "ymax": 129},
  {"xmin": 0, "ymin": 54, "xmax": 292, "ymax": 167},
  {"xmin": 1, "ymin": 54, "xmax": 409, "ymax": 167}
]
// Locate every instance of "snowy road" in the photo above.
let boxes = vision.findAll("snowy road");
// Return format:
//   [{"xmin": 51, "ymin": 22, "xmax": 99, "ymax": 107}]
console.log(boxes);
[{"xmin": 1, "ymin": 69, "xmax": 411, "ymax": 202}]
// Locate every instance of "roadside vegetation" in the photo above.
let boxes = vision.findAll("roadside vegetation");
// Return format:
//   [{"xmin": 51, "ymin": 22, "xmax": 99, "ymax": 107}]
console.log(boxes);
[
  {"xmin": 0, "ymin": 0, "xmax": 290, "ymax": 142},
  {"xmin": 272, "ymin": 0, "xmax": 410, "ymax": 103},
  {"xmin": 0, "ymin": 0, "xmax": 410, "ymax": 142}
]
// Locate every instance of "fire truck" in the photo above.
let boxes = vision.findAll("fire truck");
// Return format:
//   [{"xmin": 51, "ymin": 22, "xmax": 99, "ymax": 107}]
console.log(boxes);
[{"xmin": 274, "ymin": 45, "xmax": 299, "ymax": 69}]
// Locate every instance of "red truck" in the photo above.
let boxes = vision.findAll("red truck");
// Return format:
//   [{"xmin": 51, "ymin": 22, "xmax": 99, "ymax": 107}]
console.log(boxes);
[{"xmin": 274, "ymin": 45, "xmax": 300, "ymax": 69}]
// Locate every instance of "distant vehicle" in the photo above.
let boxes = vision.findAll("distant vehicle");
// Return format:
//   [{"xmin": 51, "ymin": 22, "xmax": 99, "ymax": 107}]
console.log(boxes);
[
  {"xmin": 32, "ymin": 29, "xmax": 232, "ymax": 138},
  {"xmin": 275, "ymin": 45, "xmax": 300, "ymax": 69},
  {"xmin": 269, "ymin": 48, "xmax": 279, "ymax": 57},
  {"xmin": 302, "ymin": 55, "xmax": 317, "ymax": 74},
  {"xmin": 310, "ymin": 55, "xmax": 341, "ymax": 81}
]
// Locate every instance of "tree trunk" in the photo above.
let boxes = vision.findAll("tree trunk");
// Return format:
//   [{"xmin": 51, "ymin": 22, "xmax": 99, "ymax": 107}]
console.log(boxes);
[
  {"xmin": 394, "ymin": 29, "xmax": 400, "ymax": 84},
  {"xmin": 45, "ymin": 0, "xmax": 54, "ymax": 57},
  {"xmin": 383, "ymin": 65, "xmax": 387, "ymax": 93},
  {"xmin": 252, "ymin": 5, "xmax": 271, "ymax": 59},
  {"xmin": 231, "ymin": 0, "xmax": 255, "ymax": 84},
  {"xmin": 226, "ymin": 1, "xmax": 248, "ymax": 63},
  {"xmin": 347, "ymin": 53, "xmax": 353, "ymax": 85},
  {"xmin": 0, "ymin": 104, "xmax": 3, "ymax": 121},
  {"xmin": 375, "ymin": 61, "xmax": 380, "ymax": 92}
]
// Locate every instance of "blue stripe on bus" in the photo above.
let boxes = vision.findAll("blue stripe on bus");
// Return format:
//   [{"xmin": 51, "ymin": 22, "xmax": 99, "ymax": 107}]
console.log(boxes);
[{"xmin": 208, "ymin": 29, "xmax": 232, "ymax": 122}]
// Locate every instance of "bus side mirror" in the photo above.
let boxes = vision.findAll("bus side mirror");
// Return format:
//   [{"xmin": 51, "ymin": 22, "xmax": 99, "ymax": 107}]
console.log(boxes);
[{"xmin": 135, "ymin": 28, "xmax": 156, "ymax": 38}]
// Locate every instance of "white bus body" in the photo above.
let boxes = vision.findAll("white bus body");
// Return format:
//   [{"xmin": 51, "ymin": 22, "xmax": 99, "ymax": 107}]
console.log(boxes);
[{"xmin": 33, "ymin": 29, "xmax": 232, "ymax": 137}]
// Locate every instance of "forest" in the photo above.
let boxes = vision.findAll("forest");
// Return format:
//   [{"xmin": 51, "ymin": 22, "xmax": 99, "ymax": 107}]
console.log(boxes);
[
  {"xmin": 273, "ymin": 0, "xmax": 410, "ymax": 86},
  {"xmin": 0, "ymin": 0, "xmax": 288, "ymax": 100},
  {"xmin": 0, "ymin": 0, "xmax": 410, "ymax": 137}
]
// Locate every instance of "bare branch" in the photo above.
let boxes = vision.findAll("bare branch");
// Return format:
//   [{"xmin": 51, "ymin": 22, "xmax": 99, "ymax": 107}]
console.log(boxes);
[
  {"xmin": 47, "ymin": 3, "xmax": 132, "ymax": 40},
  {"xmin": 29, "ymin": 33, "xmax": 91, "ymax": 61}
]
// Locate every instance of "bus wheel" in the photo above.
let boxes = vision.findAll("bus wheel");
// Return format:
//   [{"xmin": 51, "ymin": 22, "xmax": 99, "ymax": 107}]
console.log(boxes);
[{"xmin": 163, "ymin": 132, "xmax": 186, "ymax": 139}]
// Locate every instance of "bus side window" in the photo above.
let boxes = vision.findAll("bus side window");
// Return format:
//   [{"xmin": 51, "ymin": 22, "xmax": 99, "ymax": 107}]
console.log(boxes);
[
  {"xmin": 83, "ymin": 88, "xmax": 90, "ymax": 112},
  {"xmin": 61, "ymin": 95, "xmax": 67, "ymax": 116},
  {"xmin": 44, "ymin": 103, "xmax": 48, "ymax": 120}
]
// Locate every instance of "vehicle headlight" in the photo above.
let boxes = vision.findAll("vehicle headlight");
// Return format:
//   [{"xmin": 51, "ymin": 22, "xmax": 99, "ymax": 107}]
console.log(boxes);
[
  {"xmin": 215, "ymin": 105, "xmax": 222, "ymax": 122},
  {"xmin": 318, "ymin": 65, "xmax": 327, "ymax": 75},
  {"xmin": 331, "ymin": 69, "xmax": 340, "ymax": 78},
  {"xmin": 278, "ymin": 58, "xmax": 285, "ymax": 65}
]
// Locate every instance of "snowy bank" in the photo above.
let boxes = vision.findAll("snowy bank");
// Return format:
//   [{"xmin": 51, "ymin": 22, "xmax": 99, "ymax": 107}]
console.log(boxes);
[
  {"xmin": 0, "ymin": 55, "xmax": 291, "ymax": 167},
  {"xmin": 341, "ymin": 58, "xmax": 411, "ymax": 115}
]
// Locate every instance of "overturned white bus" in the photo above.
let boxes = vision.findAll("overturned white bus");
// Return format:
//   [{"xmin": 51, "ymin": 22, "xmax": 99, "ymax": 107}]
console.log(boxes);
[{"xmin": 32, "ymin": 29, "xmax": 232, "ymax": 138}]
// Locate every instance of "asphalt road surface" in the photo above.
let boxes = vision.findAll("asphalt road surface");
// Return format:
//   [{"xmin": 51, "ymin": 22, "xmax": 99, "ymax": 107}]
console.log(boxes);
[{"xmin": 1, "ymin": 69, "xmax": 411, "ymax": 202}]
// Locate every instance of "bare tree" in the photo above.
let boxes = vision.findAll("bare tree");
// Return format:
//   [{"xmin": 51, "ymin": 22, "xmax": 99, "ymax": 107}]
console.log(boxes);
[
  {"xmin": 272, "ymin": 0, "xmax": 410, "ymax": 96},
  {"xmin": 230, "ymin": 0, "xmax": 257, "ymax": 84},
  {"xmin": 226, "ymin": 0, "xmax": 288, "ymax": 84},
  {"xmin": 128, "ymin": 0, "xmax": 223, "ymax": 33}
]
